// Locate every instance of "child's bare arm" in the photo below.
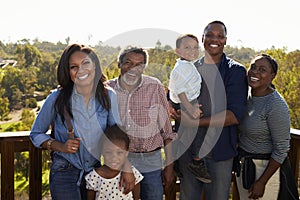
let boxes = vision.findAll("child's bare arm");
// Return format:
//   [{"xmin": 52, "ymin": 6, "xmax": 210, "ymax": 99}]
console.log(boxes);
[
  {"xmin": 178, "ymin": 92, "xmax": 201, "ymax": 119},
  {"xmin": 132, "ymin": 183, "xmax": 141, "ymax": 200},
  {"xmin": 87, "ymin": 189, "xmax": 96, "ymax": 200},
  {"xmin": 178, "ymin": 92, "xmax": 193, "ymax": 111}
]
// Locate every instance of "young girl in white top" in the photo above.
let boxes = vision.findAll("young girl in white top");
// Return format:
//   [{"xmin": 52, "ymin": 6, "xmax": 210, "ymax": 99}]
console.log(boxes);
[{"xmin": 85, "ymin": 125, "xmax": 143, "ymax": 200}]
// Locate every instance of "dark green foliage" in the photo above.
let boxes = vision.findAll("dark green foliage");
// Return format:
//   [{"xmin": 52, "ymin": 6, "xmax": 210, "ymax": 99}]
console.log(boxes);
[
  {"xmin": 20, "ymin": 108, "xmax": 35, "ymax": 130},
  {"xmin": 14, "ymin": 151, "xmax": 51, "ymax": 198},
  {"xmin": 266, "ymin": 49, "xmax": 300, "ymax": 129},
  {"xmin": 0, "ymin": 88, "xmax": 9, "ymax": 120},
  {"xmin": 224, "ymin": 45, "xmax": 256, "ymax": 66},
  {"xmin": 0, "ymin": 40, "xmax": 299, "ymax": 129},
  {"xmin": 26, "ymin": 98, "xmax": 37, "ymax": 108}
]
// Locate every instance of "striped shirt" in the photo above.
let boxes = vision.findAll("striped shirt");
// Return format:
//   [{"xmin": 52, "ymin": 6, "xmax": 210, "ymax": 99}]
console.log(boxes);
[
  {"xmin": 238, "ymin": 90, "xmax": 290, "ymax": 164},
  {"xmin": 108, "ymin": 75, "xmax": 176, "ymax": 152}
]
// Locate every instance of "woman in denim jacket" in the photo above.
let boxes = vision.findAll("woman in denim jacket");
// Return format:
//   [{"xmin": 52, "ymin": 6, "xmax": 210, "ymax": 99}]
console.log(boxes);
[{"xmin": 30, "ymin": 44, "xmax": 134, "ymax": 200}]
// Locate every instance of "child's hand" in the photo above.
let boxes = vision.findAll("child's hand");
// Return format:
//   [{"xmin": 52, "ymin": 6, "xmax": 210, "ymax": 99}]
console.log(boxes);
[
  {"xmin": 187, "ymin": 104, "xmax": 202, "ymax": 119},
  {"xmin": 191, "ymin": 109, "xmax": 201, "ymax": 119}
]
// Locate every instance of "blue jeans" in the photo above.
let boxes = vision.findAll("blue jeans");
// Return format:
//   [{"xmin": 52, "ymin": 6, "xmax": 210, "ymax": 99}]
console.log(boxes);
[
  {"xmin": 140, "ymin": 169, "xmax": 163, "ymax": 200},
  {"xmin": 178, "ymin": 146, "xmax": 233, "ymax": 200},
  {"xmin": 50, "ymin": 154, "xmax": 86, "ymax": 200},
  {"xmin": 128, "ymin": 151, "xmax": 163, "ymax": 200}
]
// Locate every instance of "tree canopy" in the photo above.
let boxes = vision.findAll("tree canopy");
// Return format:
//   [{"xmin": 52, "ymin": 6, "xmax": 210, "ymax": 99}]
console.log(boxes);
[{"xmin": 0, "ymin": 39, "xmax": 299, "ymax": 129}]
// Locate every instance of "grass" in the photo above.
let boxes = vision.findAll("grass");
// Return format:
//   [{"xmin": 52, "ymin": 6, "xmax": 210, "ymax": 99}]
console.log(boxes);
[{"xmin": 0, "ymin": 121, "xmax": 15, "ymax": 131}]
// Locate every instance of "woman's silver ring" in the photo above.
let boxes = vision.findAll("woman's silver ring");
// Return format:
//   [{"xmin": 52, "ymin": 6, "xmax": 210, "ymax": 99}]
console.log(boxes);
[{"xmin": 71, "ymin": 146, "xmax": 76, "ymax": 150}]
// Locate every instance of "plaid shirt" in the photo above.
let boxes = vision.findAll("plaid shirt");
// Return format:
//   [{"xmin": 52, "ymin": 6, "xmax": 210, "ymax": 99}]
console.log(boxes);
[{"xmin": 108, "ymin": 75, "xmax": 176, "ymax": 152}]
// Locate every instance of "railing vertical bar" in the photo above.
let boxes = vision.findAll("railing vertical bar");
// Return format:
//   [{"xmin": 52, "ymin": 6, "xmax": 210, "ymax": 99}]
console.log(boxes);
[
  {"xmin": 1, "ymin": 139, "xmax": 15, "ymax": 200},
  {"xmin": 289, "ymin": 133, "xmax": 300, "ymax": 187},
  {"xmin": 29, "ymin": 141, "xmax": 43, "ymax": 200}
]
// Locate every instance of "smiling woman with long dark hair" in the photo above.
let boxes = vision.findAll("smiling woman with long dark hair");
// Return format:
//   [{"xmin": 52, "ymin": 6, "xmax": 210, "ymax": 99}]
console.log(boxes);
[{"xmin": 30, "ymin": 44, "xmax": 134, "ymax": 200}]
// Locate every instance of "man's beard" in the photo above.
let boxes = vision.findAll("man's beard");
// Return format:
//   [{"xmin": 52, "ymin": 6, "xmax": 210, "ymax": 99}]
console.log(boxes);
[{"xmin": 121, "ymin": 72, "xmax": 140, "ymax": 86}]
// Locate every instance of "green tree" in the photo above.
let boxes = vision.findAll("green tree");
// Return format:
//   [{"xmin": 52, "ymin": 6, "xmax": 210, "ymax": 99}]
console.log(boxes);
[
  {"xmin": 36, "ymin": 52, "xmax": 59, "ymax": 91},
  {"xmin": 0, "ymin": 88, "xmax": 9, "ymax": 120},
  {"xmin": 146, "ymin": 48, "xmax": 177, "ymax": 86},
  {"xmin": 224, "ymin": 45, "xmax": 256, "ymax": 66},
  {"xmin": 65, "ymin": 37, "xmax": 70, "ymax": 45},
  {"xmin": 20, "ymin": 66, "xmax": 38, "ymax": 107},
  {"xmin": 21, "ymin": 108, "xmax": 35, "ymax": 130},
  {"xmin": 1, "ymin": 66, "xmax": 22, "ymax": 109},
  {"xmin": 10, "ymin": 86, "xmax": 23, "ymax": 109},
  {"xmin": 14, "ymin": 43, "xmax": 42, "ymax": 69},
  {"xmin": 266, "ymin": 49, "xmax": 300, "ymax": 129}
]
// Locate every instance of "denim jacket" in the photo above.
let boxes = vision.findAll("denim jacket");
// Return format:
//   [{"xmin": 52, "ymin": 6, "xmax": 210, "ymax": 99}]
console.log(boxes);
[{"xmin": 30, "ymin": 88, "xmax": 120, "ymax": 172}]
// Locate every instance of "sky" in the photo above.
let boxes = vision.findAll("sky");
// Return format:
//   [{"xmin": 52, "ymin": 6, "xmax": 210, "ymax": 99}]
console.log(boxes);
[{"xmin": 1, "ymin": 0, "xmax": 299, "ymax": 52}]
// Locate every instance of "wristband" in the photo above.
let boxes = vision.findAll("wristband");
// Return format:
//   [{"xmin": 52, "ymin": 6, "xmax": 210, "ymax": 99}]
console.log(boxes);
[{"xmin": 47, "ymin": 139, "xmax": 55, "ymax": 152}]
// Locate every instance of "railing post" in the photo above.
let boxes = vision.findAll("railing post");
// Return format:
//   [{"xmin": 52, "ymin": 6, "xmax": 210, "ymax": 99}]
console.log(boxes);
[
  {"xmin": 29, "ymin": 142, "xmax": 43, "ymax": 200},
  {"xmin": 1, "ymin": 139, "xmax": 15, "ymax": 200},
  {"xmin": 289, "ymin": 129, "xmax": 300, "ymax": 187}
]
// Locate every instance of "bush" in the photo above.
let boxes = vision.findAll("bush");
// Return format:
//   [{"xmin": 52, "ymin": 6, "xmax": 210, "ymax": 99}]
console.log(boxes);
[
  {"xmin": 21, "ymin": 109, "xmax": 35, "ymax": 130},
  {"xmin": 4, "ymin": 122, "xmax": 23, "ymax": 131},
  {"xmin": 25, "ymin": 98, "xmax": 37, "ymax": 108}
]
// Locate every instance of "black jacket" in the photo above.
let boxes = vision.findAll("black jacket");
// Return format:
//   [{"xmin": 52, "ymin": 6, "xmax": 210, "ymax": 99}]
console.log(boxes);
[{"xmin": 278, "ymin": 157, "xmax": 299, "ymax": 200}]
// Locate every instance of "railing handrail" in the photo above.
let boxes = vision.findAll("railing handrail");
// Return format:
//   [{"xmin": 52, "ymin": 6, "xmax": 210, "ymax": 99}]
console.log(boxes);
[
  {"xmin": 0, "ymin": 130, "xmax": 51, "ymax": 137},
  {"xmin": 291, "ymin": 128, "xmax": 300, "ymax": 136},
  {"xmin": 1, "ymin": 128, "xmax": 299, "ymax": 137}
]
